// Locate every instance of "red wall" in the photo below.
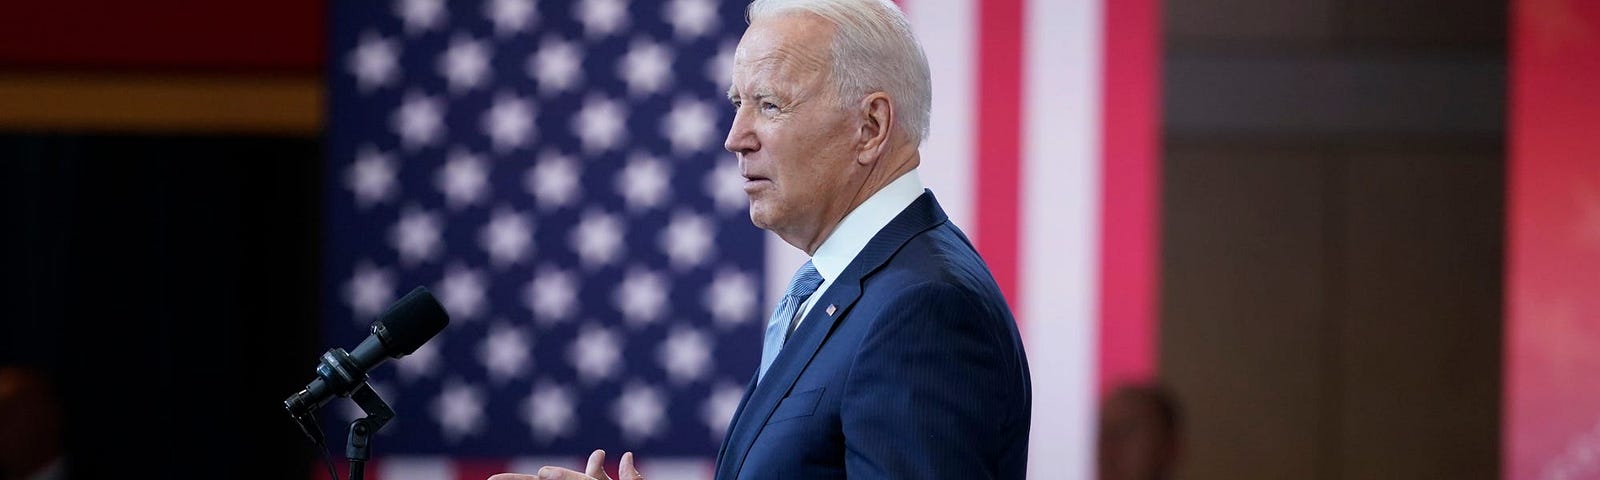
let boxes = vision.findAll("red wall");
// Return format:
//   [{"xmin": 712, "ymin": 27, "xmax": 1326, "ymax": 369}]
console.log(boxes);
[
  {"xmin": 0, "ymin": 0, "xmax": 322, "ymax": 71},
  {"xmin": 1506, "ymin": 0, "xmax": 1600, "ymax": 478}
]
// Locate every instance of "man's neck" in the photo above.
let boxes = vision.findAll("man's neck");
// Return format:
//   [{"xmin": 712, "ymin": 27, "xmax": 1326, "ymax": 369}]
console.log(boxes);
[{"xmin": 794, "ymin": 147, "xmax": 920, "ymax": 255}]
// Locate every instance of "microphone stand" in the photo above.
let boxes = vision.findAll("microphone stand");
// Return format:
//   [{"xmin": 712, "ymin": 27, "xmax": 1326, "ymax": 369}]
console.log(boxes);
[{"xmin": 344, "ymin": 383, "xmax": 394, "ymax": 480}]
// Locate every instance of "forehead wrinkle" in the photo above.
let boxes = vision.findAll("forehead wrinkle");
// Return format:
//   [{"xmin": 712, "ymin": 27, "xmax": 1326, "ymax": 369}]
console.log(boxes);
[
  {"xmin": 731, "ymin": 16, "xmax": 834, "ymax": 97},
  {"xmin": 736, "ymin": 48, "xmax": 828, "ymax": 101}
]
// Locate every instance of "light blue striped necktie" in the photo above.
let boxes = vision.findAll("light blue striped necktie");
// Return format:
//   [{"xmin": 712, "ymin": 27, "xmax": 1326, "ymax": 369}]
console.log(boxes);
[{"xmin": 758, "ymin": 261, "xmax": 824, "ymax": 383}]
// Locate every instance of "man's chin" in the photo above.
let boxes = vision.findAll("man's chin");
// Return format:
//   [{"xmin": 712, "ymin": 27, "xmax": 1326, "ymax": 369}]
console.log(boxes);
[{"xmin": 747, "ymin": 204, "xmax": 777, "ymax": 231}]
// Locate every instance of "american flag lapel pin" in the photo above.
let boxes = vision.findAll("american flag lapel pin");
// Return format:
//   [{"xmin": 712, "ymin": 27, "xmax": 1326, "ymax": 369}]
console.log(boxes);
[{"xmin": 826, "ymin": 304, "xmax": 837, "ymax": 316}]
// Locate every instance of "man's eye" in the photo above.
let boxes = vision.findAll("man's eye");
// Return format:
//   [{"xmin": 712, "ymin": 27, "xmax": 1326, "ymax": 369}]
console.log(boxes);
[
  {"xmin": 731, "ymin": 100, "xmax": 742, "ymax": 109},
  {"xmin": 761, "ymin": 102, "xmax": 779, "ymax": 113}
]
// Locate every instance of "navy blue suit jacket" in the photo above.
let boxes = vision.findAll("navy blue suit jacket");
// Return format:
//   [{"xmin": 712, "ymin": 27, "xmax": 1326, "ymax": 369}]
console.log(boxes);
[{"xmin": 713, "ymin": 192, "xmax": 1032, "ymax": 479}]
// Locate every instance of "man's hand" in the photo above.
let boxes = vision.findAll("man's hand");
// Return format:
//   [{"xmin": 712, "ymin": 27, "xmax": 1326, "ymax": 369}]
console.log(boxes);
[{"xmin": 487, "ymin": 449, "xmax": 643, "ymax": 480}]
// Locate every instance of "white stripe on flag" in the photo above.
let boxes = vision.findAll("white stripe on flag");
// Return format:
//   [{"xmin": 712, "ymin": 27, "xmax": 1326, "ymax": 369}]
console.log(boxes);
[
  {"xmin": 1023, "ymin": 0, "xmax": 1103, "ymax": 479},
  {"xmin": 377, "ymin": 456, "xmax": 454, "ymax": 480},
  {"xmin": 909, "ymin": 0, "xmax": 978, "ymax": 240}
]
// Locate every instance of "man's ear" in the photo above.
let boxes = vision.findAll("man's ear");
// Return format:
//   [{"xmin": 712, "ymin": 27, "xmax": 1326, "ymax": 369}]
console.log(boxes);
[{"xmin": 856, "ymin": 92, "xmax": 894, "ymax": 166}]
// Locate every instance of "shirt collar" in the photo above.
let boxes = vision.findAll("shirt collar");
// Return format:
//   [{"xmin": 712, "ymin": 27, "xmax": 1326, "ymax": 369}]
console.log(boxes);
[{"xmin": 810, "ymin": 168, "xmax": 925, "ymax": 282}]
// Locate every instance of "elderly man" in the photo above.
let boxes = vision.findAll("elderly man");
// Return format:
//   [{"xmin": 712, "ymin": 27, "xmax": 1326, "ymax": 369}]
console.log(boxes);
[{"xmin": 495, "ymin": 0, "xmax": 1031, "ymax": 478}]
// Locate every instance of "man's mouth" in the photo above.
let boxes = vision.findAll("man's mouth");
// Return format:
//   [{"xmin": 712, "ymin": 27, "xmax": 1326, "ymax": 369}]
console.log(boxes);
[{"xmin": 742, "ymin": 174, "xmax": 772, "ymax": 191}]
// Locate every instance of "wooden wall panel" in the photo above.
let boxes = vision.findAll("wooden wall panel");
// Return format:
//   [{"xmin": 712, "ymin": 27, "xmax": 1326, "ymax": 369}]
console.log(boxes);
[
  {"xmin": 1336, "ymin": 151, "xmax": 1502, "ymax": 479},
  {"xmin": 1162, "ymin": 148, "xmax": 1333, "ymax": 480},
  {"xmin": 1162, "ymin": 0, "xmax": 1504, "ymax": 475},
  {"xmin": 1158, "ymin": 144, "xmax": 1503, "ymax": 480}
]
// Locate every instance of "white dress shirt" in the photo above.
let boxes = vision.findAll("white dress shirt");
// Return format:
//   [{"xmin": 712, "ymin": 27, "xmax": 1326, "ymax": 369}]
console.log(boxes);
[{"xmin": 793, "ymin": 168, "xmax": 926, "ymax": 328}]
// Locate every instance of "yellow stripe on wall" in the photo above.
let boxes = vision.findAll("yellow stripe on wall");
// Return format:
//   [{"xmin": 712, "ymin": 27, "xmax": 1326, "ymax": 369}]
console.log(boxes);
[{"xmin": 0, "ymin": 73, "xmax": 322, "ymax": 135}]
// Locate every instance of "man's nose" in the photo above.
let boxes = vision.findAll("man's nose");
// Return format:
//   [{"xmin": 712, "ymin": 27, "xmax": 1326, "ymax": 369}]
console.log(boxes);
[{"xmin": 724, "ymin": 109, "xmax": 758, "ymax": 154}]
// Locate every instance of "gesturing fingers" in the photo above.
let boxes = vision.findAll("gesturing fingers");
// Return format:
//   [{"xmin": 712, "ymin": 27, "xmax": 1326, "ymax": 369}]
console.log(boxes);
[
  {"xmin": 486, "ymin": 448, "xmax": 642, "ymax": 480},
  {"xmin": 529, "ymin": 466, "xmax": 596, "ymax": 480},
  {"xmin": 619, "ymin": 452, "xmax": 644, "ymax": 480},
  {"xmin": 584, "ymin": 449, "xmax": 612, "ymax": 480}
]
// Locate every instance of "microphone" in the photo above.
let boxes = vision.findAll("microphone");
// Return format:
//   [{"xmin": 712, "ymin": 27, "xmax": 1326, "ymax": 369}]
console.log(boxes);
[{"xmin": 284, "ymin": 286, "xmax": 449, "ymax": 417}]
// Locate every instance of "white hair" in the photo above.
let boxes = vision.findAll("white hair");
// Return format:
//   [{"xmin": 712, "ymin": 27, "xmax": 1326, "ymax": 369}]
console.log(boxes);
[{"xmin": 748, "ymin": 0, "xmax": 932, "ymax": 145}]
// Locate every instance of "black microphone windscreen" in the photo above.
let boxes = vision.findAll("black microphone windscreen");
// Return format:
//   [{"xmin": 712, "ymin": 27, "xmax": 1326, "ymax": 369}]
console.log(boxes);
[{"xmin": 376, "ymin": 286, "xmax": 450, "ymax": 356}]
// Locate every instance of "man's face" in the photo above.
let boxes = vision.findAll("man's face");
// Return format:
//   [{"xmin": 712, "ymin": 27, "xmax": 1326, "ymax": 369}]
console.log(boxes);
[{"xmin": 724, "ymin": 14, "xmax": 862, "ymax": 245}]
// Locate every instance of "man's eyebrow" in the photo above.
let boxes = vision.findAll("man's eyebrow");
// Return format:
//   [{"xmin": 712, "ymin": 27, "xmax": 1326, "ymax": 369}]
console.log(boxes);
[{"xmin": 726, "ymin": 88, "xmax": 738, "ymax": 101}]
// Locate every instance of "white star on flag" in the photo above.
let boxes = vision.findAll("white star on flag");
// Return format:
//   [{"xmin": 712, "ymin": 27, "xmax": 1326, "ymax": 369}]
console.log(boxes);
[
  {"xmin": 658, "ymin": 327, "xmax": 712, "ymax": 383},
  {"xmin": 523, "ymin": 381, "xmax": 577, "ymax": 441},
  {"xmin": 439, "ymin": 35, "xmax": 492, "ymax": 94},
  {"xmin": 395, "ymin": 0, "xmax": 447, "ymax": 34},
  {"xmin": 619, "ymin": 38, "xmax": 674, "ymax": 96},
  {"xmin": 616, "ymin": 153, "xmax": 672, "ymax": 211},
  {"xmin": 432, "ymin": 379, "xmax": 487, "ymax": 443},
  {"xmin": 390, "ymin": 206, "xmax": 443, "ymax": 265},
  {"xmin": 570, "ymin": 209, "xmax": 625, "ymax": 268},
  {"xmin": 348, "ymin": 31, "xmax": 401, "ymax": 92},
  {"xmin": 346, "ymin": 145, "xmax": 399, "ymax": 208},
  {"xmin": 575, "ymin": 0, "xmax": 629, "ymax": 38},
  {"xmin": 614, "ymin": 268, "xmax": 669, "ymax": 326},
  {"xmin": 661, "ymin": 210, "xmax": 715, "ymax": 269},
  {"xmin": 435, "ymin": 263, "xmax": 488, "ymax": 320},
  {"xmin": 478, "ymin": 321, "xmax": 533, "ymax": 383},
  {"xmin": 664, "ymin": 98, "xmax": 718, "ymax": 154},
  {"xmin": 436, "ymin": 148, "xmax": 490, "ymax": 209},
  {"xmin": 611, "ymin": 382, "xmax": 666, "ymax": 441},
  {"xmin": 529, "ymin": 37, "xmax": 583, "ymax": 95},
  {"xmin": 392, "ymin": 91, "xmax": 446, "ymax": 150},
  {"xmin": 569, "ymin": 325, "xmax": 621, "ymax": 383},
  {"xmin": 480, "ymin": 207, "xmax": 535, "ymax": 268},
  {"xmin": 344, "ymin": 261, "xmax": 396, "ymax": 319},
  {"xmin": 483, "ymin": 91, "xmax": 536, "ymax": 152},
  {"xmin": 705, "ymin": 268, "xmax": 757, "ymax": 328},
  {"xmin": 526, "ymin": 150, "xmax": 583, "ymax": 209},
  {"xmin": 573, "ymin": 96, "xmax": 627, "ymax": 153},
  {"xmin": 485, "ymin": 0, "xmax": 537, "ymax": 36},
  {"xmin": 525, "ymin": 266, "xmax": 579, "ymax": 323},
  {"xmin": 665, "ymin": 0, "xmax": 718, "ymax": 39}
]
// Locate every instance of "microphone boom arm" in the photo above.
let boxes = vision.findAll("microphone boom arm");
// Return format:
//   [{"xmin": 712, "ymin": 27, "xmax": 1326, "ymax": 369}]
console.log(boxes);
[{"xmin": 345, "ymin": 382, "xmax": 394, "ymax": 480}]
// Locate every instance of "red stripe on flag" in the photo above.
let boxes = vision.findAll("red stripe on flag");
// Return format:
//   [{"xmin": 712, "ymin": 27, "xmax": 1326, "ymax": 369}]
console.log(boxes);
[
  {"xmin": 1097, "ymin": 0, "xmax": 1161, "ymax": 392},
  {"xmin": 975, "ymin": 0, "xmax": 1024, "ymax": 319},
  {"xmin": 312, "ymin": 458, "xmax": 364, "ymax": 480},
  {"xmin": 455, "ymin": 459, "xmax": 511, "ymax": 480}
]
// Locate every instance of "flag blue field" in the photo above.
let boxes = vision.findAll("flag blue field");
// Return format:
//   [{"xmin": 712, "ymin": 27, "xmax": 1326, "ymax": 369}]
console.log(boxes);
[{"xmin": 322, "ymin": 0, "xmax": 762, "ymax": 477}]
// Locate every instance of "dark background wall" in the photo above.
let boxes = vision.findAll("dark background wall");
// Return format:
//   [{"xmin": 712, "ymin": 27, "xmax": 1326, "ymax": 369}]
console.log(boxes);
[
  {"xmin": 0, "ymin": 3, "xmax": 325, "ymax": 477},
  {"xmin": 1161, "ymin": 0, "xmax": 1505, "ymax": 478},
  {"xmin": 0, "ymin": 135, "xmax": 323, "ymax": 479}
]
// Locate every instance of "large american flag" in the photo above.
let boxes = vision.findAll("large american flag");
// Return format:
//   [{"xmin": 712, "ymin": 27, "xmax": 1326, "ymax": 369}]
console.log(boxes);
[{"xmin": 321, "ymin": 0, "xmax": 1159, "ymax": 478}]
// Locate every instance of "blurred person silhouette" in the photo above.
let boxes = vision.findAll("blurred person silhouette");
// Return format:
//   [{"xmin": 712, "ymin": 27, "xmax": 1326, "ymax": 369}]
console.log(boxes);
[
  {"xmin": 1098, "ymin": 383, "xmax": 1182, "ymax": 480},
  {"xmin": 0, "ymin": 367, "xmax": 65, "ymax": 480}
]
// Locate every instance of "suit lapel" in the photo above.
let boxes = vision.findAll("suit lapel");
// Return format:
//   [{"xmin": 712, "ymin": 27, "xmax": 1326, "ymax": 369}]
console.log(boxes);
[{"xmin": 715, "ymin": 191, "xmax": 948, "ymax": 479}]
